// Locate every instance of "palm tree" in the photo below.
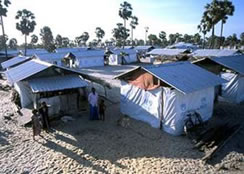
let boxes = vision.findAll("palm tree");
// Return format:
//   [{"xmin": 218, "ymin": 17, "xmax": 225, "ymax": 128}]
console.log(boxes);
[
  {"xmin": 112, "ymin": 23, "xmax": 129, "ymax": 47},
  {"xmin": 159, "ymin": 31, "xmax": 167, "ymax": 47},
  {"xmin": 8, "ymin": 38, "xmax": 17, "ymax": 49},
  {"xmin": 198, "ymin": 18, "xmax": 209, "ymax": 48},
  {"xmin": 55, "ymin": 34, "xmax": 63, "ymax": 48},
  {"xmin": 193, "ymin": 33, "xmax": 201, "ymax": 45},
  {"xmin": 16, "ymin": 9, "xmax": 36, "ymax": 56},
  {"xmin": 30, "ymin": 34, "xmax": 38, "ymax": 47},
  {"xmin": 0, "ymin": 0, "xmax": 11, "ymax": 58},
  {"xmin": 240, "ymin": 32, "xmax": 244, "ymax": 46},
  {"xmin": 219, "ymin": 0, "xmax": 234, "ymax": 47},
  {"xmin": 225, "ymin": 34, "xmax": 239, "ymax": 48},
  {"xmin": 95, "ymin": 27, "xmax": 105, "ymax": 46},
  {"xmin": 202, "ymin": 0, "xmax": 222, "ymax": 48},
  {"xmin": 129, "ymin": 16, "xmax": 138, "ymax": 45},
  {"xmin": 80, "ymin": 32, "xmax": 89, "ymax": 46},
  {"xmin": 40, "ymin": 26, "xmax": 56, "ymax": 52},
  {"xmin": 119, "ymin": 1, "xmax": 133, "ymax": 48}
]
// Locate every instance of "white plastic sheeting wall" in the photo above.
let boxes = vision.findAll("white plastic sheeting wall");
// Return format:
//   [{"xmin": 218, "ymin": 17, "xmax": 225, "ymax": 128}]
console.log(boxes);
[
  {"xmin": 220, "ymin": 72, "xmax": 244, "ymax": 103},
  {"xmin": 75, "ymin": 57, "xmax": 104, "ymax": 68},
  {"xmin": 120, "ymin": 81, "xmax": 162, "ymax": 128},
  {"xmin": 39, "ymin": 96, "xmax": 61, "ymax": 116},
  {"xmin": 39, "ymin": 93, "xmax": 78, "ymax": 116},
  {"xmin": 108, "ymin": 54, "xmax": 137, "ymax": 65},
  {"xmin": 120, "ymin": 81, "xmax": 215, "ymax": 136},
  {"xmin": 14, "ymin": 81, "xmax": 34, "ymax": 108},
  {"xmin": 162, "ymin": 87, "xmax": 215, "ymax": 136},
  {"xmin": 108, "ymin": 55, "xmax": 122, "ymax": 65}
]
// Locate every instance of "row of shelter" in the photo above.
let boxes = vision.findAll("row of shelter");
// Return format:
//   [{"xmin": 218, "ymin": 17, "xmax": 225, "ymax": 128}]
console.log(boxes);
[
  {"xmin": 116, "ymin": 54, "xmax": 244, "ymax": 135},
  {"xmin": 0, "ymin": 48, "xmax": 139, "ymax": 70},
  {"xmin": 1, "ymin": 46, "xmax": 244, "ymax": 136}
]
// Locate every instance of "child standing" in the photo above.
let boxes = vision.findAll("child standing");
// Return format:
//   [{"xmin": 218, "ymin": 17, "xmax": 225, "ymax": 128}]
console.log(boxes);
[
  {"xmin": 99, "ymin": 99, "xmax": 106, "ymax": 121},
  {"xmin": 31, "ymin": 109, "xmax": 41, "ymax": 140}
]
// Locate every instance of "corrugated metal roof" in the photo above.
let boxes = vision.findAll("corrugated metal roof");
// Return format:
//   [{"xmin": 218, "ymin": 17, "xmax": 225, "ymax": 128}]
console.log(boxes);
[
  {"xmin": 143, "ymin": 62, "xmax": 226, "ymax": 94},
  {"xmin": 73, "ymin": 50, "xmax": 105, "ymax": 58},
  {"xmin": 35, "ymin": 50, "xmax": 105, "ymax": 62},
  {"xmin": 0, "ymin": 49, "xmax": 19, "ymax": 55},
  {"xmin": 34, "ymin": 52, "xmax": 67, "ymax": 61},
  {"xmin": 4, "ymin": 59, "xmax": 52, "ymax": 85},
  {"xmin": 55, "ymin": 47, "xmax": 87, "ymax": 53},
  {"xmin": 192, "ymin": 49, "xmax": 241, "ymax": 57},
  {"xmin": 0, "ymin": 49, "xmax": 49, "ymax": 57},
  {"xmin": 167, "ymin": 42, "xmax": 199, "ymax": 50},
  {"xmin": 1, "ymin": 56, "xmax": 31, "ymax": 69},
  {"xmin": 148, "ymin": 49, "xmax": 189, "ymax": 56},
  {"xmin": 123, "ymin": 46, "xmax": 134, "ymax": 49},
  {"xmin": 112, "ymin": 49, "xmax": 137, "ymax": 55},
  {"xmin": 116, "ymin": 61, "xmax": 226, "ymax": 94},
  {"xmin": 28, "ymin": 75, "xmax": 87, "ymax": 93},
  {"xmin": 135, "ymin": 45, "xmax": 154, "ymax": 51},
  {"xmin": 25, "ymin": 49, "xmax": 48, "ymax": 56},
  {"xmin": 211, "ymin": 55, "xmax": 244, "ymax": 75}
]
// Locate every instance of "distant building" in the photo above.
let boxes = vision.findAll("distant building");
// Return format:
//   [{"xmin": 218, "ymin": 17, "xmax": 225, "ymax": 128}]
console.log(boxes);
[
  {"xmin": 167, "ymin": 42, "xmax": 199, "ymax": 50},
  {"xmin": 191, "ymin": 49, "xmax": 242, "ymax": 58},
  {"xmin": 147, "ymin": 48, "xmax": 191, "ymax": 63},
  {"xmin": 108, "ymin": 49, "xmax": 138, "ymax": 65}
]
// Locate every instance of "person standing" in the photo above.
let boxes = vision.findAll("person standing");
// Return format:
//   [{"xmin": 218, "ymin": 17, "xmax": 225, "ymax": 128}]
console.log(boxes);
[
  {"xmin": 31, "ymin": 109, "xmax": 41, "ymax": 140},
  {"xmin": 99, "ymin": 99, "xmax": 106, "ymax": 121},
  {"xmin": 39, "ymin": 102, "xmax": 50, "ymax": 132},
  {"xmin": 88, "ymin": 87, "xmax": 99, "ymax": 120}
]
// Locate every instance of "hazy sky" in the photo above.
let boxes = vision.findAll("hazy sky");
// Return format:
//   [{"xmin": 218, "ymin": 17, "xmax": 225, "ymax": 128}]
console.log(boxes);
[{"xmin": 3, "ymin": 0, "xmax": 244, "ymax": 44}]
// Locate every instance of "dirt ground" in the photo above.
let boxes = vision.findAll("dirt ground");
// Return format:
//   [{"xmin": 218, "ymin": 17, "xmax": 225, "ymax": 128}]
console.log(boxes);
[{"xmin": 0, "ymin": 80, "xmax": 244, "ymax": 173}]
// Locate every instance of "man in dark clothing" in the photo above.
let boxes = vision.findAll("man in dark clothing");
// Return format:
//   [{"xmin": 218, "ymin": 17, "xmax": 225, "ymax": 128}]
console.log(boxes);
[
  {"xmin": 39, "ymin": 102, "xmax": 50, "ymax": 132},
  {"xmin": 99, "ymin": 99, "xmax": 106, "ymax": 121}
]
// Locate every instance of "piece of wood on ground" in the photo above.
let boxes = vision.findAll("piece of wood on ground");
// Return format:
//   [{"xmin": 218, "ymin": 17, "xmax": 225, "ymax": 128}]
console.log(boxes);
[
  {"xmin": 17, "ymin": 108, "xmax": 33, "ymax": 126},
  {"xmin": 202, "ymin": 124, "xmax": 242, "ymax": 162}
]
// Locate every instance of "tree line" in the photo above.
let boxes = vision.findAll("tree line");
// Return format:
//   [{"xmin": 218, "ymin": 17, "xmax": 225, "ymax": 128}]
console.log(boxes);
[{"xmin": 0, "ymin": 0, "xmax": 244, "ymax": 56}]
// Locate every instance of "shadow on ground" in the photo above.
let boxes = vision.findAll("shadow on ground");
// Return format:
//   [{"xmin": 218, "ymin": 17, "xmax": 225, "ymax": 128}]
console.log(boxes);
[
  {"xmin": 41, "ymin": 101, "xmax": 244, "ymax": 172},
  {"xmin": 208, "ymin": 102, "xmax": 244, "ymax": 165}
]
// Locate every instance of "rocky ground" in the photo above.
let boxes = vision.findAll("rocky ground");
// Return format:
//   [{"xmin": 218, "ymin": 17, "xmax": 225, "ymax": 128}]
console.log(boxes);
[{"xmin": 0, "ymin": 79, "xmax": 244, "ymax": 174}]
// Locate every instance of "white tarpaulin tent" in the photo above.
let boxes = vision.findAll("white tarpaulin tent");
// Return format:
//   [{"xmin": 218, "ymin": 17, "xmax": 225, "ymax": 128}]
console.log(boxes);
[
  {"xmin": 73, "ymin": 50, "xmax": 104, "ymax": 68},
  {"xmin": 108, "ymin": 49, "xmax": 137, "ymax": 65},
  {"xmin": 120, "ymin": 81, "xmax": 215, "ymax": 135},
  {"xmin": 194, "ymin": 55, "xmax": 244, "ymax": 103},
  {"xmin": 162, "ymin": 87, "xmax": 214, "ymax": 135},
  {"xmin": 14, "ymin": 81, "xmax": 34, "ymax": 107},
  {"xmin": 4, "ymin": 59, "xmax": 88, "ymax": 114},
  {"xmin": 117, "ymin": 62, "xmax": 226, "ymax": 135},
  {"xmin": 220, "ymin": 73, "xmax": 244, "ymax": 103}
]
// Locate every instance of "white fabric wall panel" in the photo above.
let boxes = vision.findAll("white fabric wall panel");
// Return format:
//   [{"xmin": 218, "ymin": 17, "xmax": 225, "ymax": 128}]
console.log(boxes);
[
  {"xmin": 120, "ymin": 81, "xmax": 162, "ymax": 128},
  {"xmin": 162, "ymin": 87, "xmax": 215, "ymax": 135},
  {"xmin": 14, "ymin": 81, "xmax": 34, "ymax": 108},
  {"xmin": 120, "ymin": 81, "xmax": 215, "ymax": 136},
  {"xmin": 108, "ymin": 55, "xmax": 121, "ymax": 65},
  {"xmin": 221, "ymin": 72, "xmax": 244, "ymax": 103},
  {"xmin": 76, "ymin": 57, "xmax": 104, "ymax": 68}
]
